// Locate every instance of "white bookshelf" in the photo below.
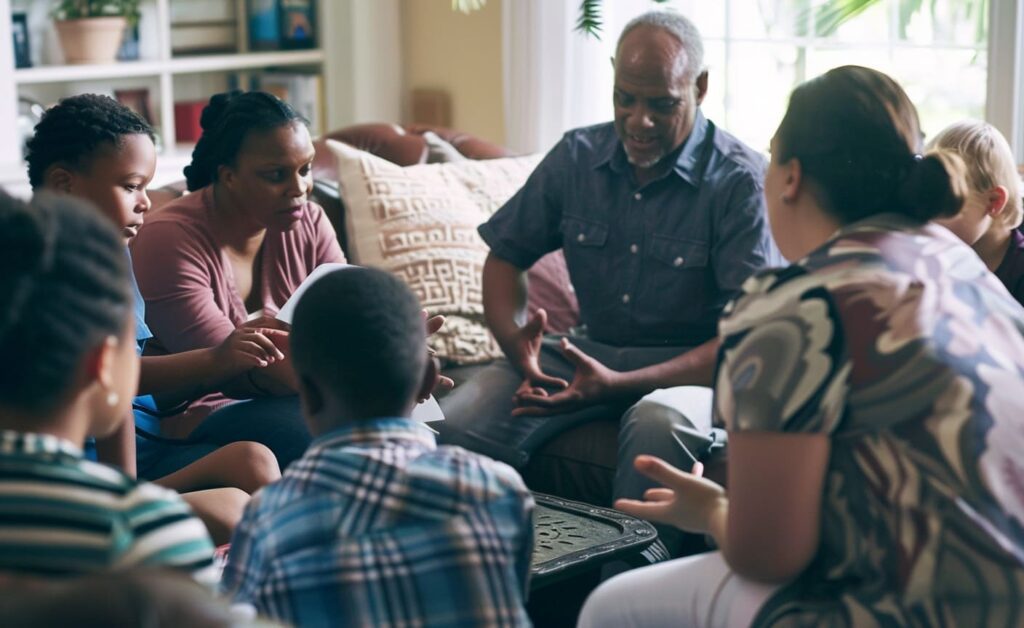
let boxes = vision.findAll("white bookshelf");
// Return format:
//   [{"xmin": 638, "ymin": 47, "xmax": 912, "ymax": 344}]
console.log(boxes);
[
  {"xmin": 0, "ymin": 0, "xmax": 334, "ymax": 196},
  {"xmin": 14, "ymin": 49, "xmax": 325, "ymax": 84}
]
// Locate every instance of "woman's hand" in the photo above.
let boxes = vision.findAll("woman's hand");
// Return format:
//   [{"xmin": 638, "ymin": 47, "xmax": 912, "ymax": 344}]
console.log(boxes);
[
  {"xmin": 213, "ymin": 327, "xmax": 287, "ymax": 376},
  {"xmin": 615, "ymin": 454, "xmax": 728, "ymax": 535}
]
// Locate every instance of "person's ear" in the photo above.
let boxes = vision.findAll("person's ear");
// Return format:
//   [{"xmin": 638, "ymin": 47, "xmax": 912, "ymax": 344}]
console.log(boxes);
[
  {"xmin": 45, "ymin": 166, "xmax": 75, "ymax": 193},
  {"xmin": 416, "ymin": 356, "xmax": 440, "ymax": 403},
  {"xmin": 217, "ymin": 164, "xmax": 236, "ymax": 190},
  {"xmin": 694, "ymin": 70, "xmax": 709, "ymax": 106},
  {"xmin": 82, "ymin": 335, "xmax": 120, "ymax": 409},
  {"xmin": 88, "ymin": 336, "xmax": 118, "ymax": 386},
  {"xmin": 297, "ymin": 374, "xmax": 324, "ymax": 416},
  {"xmin": 986, "ymin": 185, "xmax": 1009, "ymax": 217},
  {"xmin": 780, "ymin": 157, "xmax": 803, "ymax": 204}
]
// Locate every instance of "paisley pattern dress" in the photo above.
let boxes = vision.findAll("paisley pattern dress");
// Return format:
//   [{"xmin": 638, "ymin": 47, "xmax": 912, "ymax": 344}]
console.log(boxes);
[{"xmin": 714, "ymin": 214, "xmax": 1024, "ymax": 627}]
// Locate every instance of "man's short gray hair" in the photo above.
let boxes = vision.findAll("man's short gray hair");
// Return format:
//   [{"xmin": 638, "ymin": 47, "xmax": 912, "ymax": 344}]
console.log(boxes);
[{"xmin": 617, "ymin": 11, "xmax": 705, "ymax": 83}]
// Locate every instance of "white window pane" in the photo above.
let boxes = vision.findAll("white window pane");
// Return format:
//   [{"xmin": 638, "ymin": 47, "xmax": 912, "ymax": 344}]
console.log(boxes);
[
  {"xmin": 701, "ymin": 41, "xmax": 728, "ymax": 128},
  {"xmin": 731, "ymin": 0, "xmax": 810, "ymax": 39},
  {"xmin": 670, "ymin": 0, "xmax": 727, "ymax": 39},
  {"xmin": 725, "ymin": 42, "xmax": 803, "ymax": 151},
  {"xmin": 806, "ymin": 46, "xmax": 987, "ymax": 145},
  {"xmin": 898, "ymin": 0, "xmax": 988, "ymax": 47},
  {"xmin": 891, "ymin": 48, "xmax": 987, "ymax": 142}
]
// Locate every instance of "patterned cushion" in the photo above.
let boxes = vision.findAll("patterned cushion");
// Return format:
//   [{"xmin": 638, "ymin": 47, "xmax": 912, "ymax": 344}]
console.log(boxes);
[{"xmin": 328, "ymin": 139, "xmax": 543, "ymax": 364}]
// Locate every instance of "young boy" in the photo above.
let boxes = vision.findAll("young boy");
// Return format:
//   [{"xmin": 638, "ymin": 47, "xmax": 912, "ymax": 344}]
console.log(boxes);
[
  {"xmin": 928, "ymin": 119, "xmax": 1024, "ymax": 305},
  {"xmin": 222, "ymin": 267, "xmax": 534, "ymax": 627}
]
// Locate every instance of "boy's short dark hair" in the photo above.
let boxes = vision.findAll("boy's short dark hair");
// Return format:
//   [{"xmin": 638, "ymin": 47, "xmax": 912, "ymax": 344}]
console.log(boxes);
[
  {"xmin": 291, "ymin": 267, "xmax": 426, "ymax": 419},
  {"xmin": 25, "ymin": 94, "xmax": 155, "ymax": 189}
]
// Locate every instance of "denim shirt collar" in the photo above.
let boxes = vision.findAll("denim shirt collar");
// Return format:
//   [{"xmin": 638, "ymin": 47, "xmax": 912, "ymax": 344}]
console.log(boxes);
[
  {"xmin": 597, "ymin": 109, "xmax": 710, "ymax": 188},
  {"xmin": 310, "ymin": 417, "xmax": 437, "ymax": 452}
]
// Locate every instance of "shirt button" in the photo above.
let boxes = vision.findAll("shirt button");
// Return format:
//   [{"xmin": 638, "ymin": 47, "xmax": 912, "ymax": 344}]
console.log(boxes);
[
  {"xmin": 630, "ymin": 244, "xmax": 638, "ymax": 254},
  {"xmin": 622, "ymin": 293, "xmax": 631, "ymax": 304},
  {"xmin": 673, "ymin": 256, "xmax": 684, "ymax": 267},
  {"xmin": 634, "ymin": 192, "xmax": 642, "ymax": 201},
  {"xmin": 577, "ymin": 233, "xmax": 586, "ymax": 243}
]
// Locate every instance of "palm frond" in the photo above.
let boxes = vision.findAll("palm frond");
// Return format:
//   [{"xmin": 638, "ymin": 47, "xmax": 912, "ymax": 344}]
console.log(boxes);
[
  {"xmin": 896, "ymin": 0, "xmax": 924, "ymax": 39},
  {"xmin": 811, "ymin": 0, "xmax": 881, "ymax": 37},
  {"xmin": 575, "ymin": 0, "xmax": 604, "ymax": 38}
]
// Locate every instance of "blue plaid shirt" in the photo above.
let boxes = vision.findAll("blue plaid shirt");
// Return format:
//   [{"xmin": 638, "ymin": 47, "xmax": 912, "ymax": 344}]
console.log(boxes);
[{"xmin": 222, "ymin": 418, "xmax": 534, "ymax": 627}]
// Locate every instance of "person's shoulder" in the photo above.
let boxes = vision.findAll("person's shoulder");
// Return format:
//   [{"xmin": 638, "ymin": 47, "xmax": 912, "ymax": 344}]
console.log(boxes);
[
  {"xmin": 147, "ymin": 187, "xmax": 208, "ymax": 222},
  {"xmin": 428, "ymin": 445, "xmax": 530, "ymax": 501},
  {"xmin": 558, "ymin": 122, "xmax": 618, "ymax": 164},
  {"xmin": 58, "ymin": 456, "xmax": 139, "ymax": 494},
  {"xmin": 703, "ymin": 119, "xmax": 768, "ymax": 185},
  {"xmin": 296, "ymin": 199, "xmax": 333, "ymax": 235},
  {"xmin": 133, "ymin": 192, "xmax": 215, "ymax": 255},
  {"xmin": 79, "ymin": 460, "xmax": 203, "ymax": 523},
  {"xmin": 121, "ymin": 474, "xmax": 200, "ymax": 511}
]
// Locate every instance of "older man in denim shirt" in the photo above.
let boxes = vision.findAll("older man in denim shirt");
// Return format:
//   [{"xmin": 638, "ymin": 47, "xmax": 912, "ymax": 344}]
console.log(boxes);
[{"xmin": 439, "ymin": 12, "xmax": 782, "ymax": 560}]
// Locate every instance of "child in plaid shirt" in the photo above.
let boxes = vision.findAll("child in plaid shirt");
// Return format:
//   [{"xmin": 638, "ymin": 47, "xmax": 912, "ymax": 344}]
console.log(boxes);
[{"xmin": 222, "ymin": 267, "xmax": 534, "ymax": 627}]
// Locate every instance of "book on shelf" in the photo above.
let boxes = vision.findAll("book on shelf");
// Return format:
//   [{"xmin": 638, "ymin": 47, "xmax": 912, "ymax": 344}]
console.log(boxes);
[
  {"xmin": 255, "ymin": 72, "xmax": 323, "ymax": 136},
  {"xmin": 170, "ymin": 0, "xmax": 238, "ymax": 55},
  {"xmin": 247, "ymin": 0, "xmax": 317, "ymax": 51}
]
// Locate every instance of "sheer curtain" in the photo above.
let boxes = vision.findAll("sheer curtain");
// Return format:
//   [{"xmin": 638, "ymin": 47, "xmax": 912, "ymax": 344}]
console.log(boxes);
[{"xmin": 502, "ymin": 0, "xmax": 656, "ymax": 154}]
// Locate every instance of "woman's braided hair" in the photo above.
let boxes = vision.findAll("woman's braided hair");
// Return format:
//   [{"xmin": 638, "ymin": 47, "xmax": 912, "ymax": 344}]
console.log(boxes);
[
  {"xmin": 0, "ymin": 192, "xmax": 130, "ymax": 414},
  {"xmin": 183, "ymin": 90, "xmax": 306, "ymax": 192}
]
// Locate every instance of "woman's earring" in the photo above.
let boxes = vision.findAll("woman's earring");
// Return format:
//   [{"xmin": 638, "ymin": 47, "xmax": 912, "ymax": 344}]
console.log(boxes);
[{"xmin": 106, "ymin": 391, "xmax": 120, "ymax": 407}]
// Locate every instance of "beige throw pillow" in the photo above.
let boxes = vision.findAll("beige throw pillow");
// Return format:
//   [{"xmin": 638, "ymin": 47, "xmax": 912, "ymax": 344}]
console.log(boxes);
[{"xmin": 328, "ymin": 139, "xmax": 542, "ymax": 364}]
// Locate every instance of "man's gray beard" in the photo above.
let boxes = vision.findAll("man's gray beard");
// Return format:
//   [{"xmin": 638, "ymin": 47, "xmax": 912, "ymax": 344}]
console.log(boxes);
[{"xmin": 625, "ymin": 150, "xmax": 665, "ymax": 170}]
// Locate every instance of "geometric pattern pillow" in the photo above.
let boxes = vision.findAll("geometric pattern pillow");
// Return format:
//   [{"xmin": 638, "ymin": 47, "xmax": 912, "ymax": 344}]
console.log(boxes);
[{"xmin": 328, "ymin": 139, "xmax": 542, "ymax": 365}]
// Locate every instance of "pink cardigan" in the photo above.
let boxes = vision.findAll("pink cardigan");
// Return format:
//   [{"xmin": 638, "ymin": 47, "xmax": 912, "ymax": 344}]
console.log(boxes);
[{"xmin": 130, "ymin": 186, "xmax": 345, "ymax": 435}]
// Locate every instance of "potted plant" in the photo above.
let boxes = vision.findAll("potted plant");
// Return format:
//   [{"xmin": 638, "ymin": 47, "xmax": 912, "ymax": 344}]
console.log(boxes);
[{"xmin": 52, "ymin": 0, "xmax": 140, "ymax": 64}]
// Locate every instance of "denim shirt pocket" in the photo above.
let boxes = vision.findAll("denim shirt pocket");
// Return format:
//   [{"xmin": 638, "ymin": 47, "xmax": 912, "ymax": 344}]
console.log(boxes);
[
  {"xmin": 561, "ymin": 216, "xmax": 609, "ymax": 300},
  {"xmin": 563, "ymin": 217, "xmax": 609, "ymax": 249},
  {"xmin": 645, "ymin": 235, "xmax": 712, "ymax": 325},
  {"xmin": 650, "ymin": 234, "xmax": 709, "ymax": 269}
]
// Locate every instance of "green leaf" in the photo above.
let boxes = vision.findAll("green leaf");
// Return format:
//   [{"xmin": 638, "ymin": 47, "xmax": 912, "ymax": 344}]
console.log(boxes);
[
  {"xmin": 812, "ymin": 0, "xmax": 881, "ymax": 37},
  {"xmin": 575, "ymin": 0, "xmax": 604, "ymax": 39}
]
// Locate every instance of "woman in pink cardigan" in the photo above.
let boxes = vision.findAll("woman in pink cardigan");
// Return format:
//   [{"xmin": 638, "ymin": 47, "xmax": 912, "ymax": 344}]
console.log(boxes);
[{"xmin": 131, "ymin": 91, "xmax": 344, "ymax": 468}]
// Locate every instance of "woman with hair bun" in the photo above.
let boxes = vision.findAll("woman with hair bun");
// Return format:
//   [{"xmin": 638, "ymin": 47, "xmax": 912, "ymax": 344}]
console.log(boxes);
[
  {"xmin": 130, "ymin": 91, "xmax": 342, "ymax": 468},
  {"xmin": 131, "ymin": 91, "xmax": 450, "ymax": 469},
  {"xmin": 579, "ymin": 66, "xmax": 1024, "ymax": 627}
]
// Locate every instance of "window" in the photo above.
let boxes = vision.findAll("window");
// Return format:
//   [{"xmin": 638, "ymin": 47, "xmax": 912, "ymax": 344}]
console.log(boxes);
[
  {"xmin": 675, "ymin": 0, "xmax": 991, "ymax": 153},
  {"xmin": 504, "ymin": 0, "xmax": 1022, "ymax": 160}
]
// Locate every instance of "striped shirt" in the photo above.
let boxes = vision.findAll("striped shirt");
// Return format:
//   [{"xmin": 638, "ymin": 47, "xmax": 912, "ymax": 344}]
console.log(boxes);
[
  {"xmin": 0, "ymin": 430, "xmax": 217, "ymax": 585},
  {"xmin": 222, "ymin": 418, "xmax": 534, "ymax": 628}
]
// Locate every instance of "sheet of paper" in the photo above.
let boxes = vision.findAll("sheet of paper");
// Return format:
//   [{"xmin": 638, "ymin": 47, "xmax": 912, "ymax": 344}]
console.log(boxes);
[
  {"xmin": 275, "ymin": 262, "xmax": 352, "ymax": 325},
  {"xmin": 275, "ymin": 262, "xmax": 446, "ymax": 425}
]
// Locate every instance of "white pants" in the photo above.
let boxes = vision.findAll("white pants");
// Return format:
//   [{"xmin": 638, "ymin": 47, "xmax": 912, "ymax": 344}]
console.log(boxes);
[{"xmin": 577, "ymin": 552, "xmax": 780, "ymax": 628}]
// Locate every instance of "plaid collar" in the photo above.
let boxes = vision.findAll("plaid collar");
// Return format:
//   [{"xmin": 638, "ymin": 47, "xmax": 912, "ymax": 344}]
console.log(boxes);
[{"xmin": 309, "ymin": 417, "xmax": 437, "ymax": 453}]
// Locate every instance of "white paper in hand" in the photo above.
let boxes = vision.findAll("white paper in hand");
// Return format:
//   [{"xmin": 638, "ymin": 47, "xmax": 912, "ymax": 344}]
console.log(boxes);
[
  {"xmin": 276, "ymin": 262, "xmax": 351, "ymax": 325},
  {"xmin": 275, "ymin": 262, "xmax": 446, "ymax": 425}
]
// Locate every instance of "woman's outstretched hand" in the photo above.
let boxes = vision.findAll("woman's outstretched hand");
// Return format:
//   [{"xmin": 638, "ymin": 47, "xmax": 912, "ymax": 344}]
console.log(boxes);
[{"xmin": 614, "ymin": 455, "xmax": 727, "ymax": 535}]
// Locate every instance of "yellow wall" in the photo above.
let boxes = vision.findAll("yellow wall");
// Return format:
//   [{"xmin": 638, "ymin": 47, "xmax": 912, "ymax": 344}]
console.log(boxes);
[{"xmin": 400, "ymin": 0, "xmax": 505, "ymax": 145}]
